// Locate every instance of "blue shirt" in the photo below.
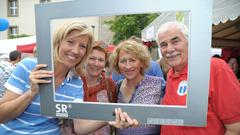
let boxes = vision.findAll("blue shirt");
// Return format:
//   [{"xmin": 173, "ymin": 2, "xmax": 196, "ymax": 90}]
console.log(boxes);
[{"xmin": 0, "ymin": 58, "xmax": 83, "ymax": 135}]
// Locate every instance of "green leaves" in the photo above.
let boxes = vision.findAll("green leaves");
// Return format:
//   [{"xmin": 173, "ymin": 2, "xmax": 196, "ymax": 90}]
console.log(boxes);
[
  {"xmin": 105, "ymin": 13, "xmax": 159, "ymax": 44},
  {"xmin": 10, "ymin": 34, "xmax": 30, "ymax": 39}
]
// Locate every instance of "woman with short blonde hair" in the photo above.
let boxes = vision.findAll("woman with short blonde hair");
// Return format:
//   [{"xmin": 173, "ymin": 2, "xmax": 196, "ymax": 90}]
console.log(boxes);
[{"xmin": 109, "ymin": 39, "xmax": 163, "ymax": 135}]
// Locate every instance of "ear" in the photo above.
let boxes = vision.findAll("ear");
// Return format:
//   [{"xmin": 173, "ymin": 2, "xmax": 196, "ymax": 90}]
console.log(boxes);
[{"xmin": 18, "ymin": 56, "xmax": 21, "ymax": 61}]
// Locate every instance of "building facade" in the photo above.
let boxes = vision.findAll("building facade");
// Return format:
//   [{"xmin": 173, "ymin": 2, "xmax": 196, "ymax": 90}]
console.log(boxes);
[
  {"xmin": 0, "ymin": 0, "xmax": 53, "ymax": 39},
  {"xmin": 0, "ymin": 0, "xmax": 114, "ymax": 44}
]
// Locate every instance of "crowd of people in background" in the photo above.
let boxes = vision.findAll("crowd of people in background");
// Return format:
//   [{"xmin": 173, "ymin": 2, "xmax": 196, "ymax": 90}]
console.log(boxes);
[
  {"xmin": 0, "ymin": 50, "xmax": 21, "ymax": 98},
  {"xmin": 0, "ymin": 20, "xmax": 239, "ymax": 135}
]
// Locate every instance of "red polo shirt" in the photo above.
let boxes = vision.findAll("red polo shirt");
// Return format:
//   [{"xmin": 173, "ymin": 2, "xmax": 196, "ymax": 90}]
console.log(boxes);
[{"xmin": 161, "ymin": 58, "xmax": 240, "ymax": 135}]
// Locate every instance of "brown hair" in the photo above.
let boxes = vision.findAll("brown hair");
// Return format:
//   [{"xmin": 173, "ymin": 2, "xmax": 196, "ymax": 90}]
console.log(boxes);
[{"xmin": 90, "ymin": 45, "xmax": 108, "ymax": 62}]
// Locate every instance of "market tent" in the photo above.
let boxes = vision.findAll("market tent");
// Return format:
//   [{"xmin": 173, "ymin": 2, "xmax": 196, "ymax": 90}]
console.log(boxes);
[
  {"xmin": 141, "ymin": 0, "xmax": 240, "ymax": 48},
  {"xmin": 212, "ymin": 19, "xmax": 240, "ymax": 48},
  {"xmin": 17, "ymin": 43, "xmax": 36, "ymax": 53},
  {"xmin": 141, "ymin": 12, "xmax": 189, "ymax": 42},
  {"xmin": 212, "ymin": 0, "xmax": 240, "ymax": 25},
  {"xmin": 0, "ymin": 36, "xmax": 36, "ymax": 54},
  {"xmin": 212, "ymin": 0, "xmax": 240, "ymax": 48},
  {"xmin": 105, "ymin": 44, "xmax": 116, "ymax": 53}
]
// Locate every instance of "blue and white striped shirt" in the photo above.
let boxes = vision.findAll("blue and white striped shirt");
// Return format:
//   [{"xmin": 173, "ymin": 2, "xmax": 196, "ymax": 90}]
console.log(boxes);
[{"xmin": 0, "ymin": 58, "xmax": 83, "ymax": 135}]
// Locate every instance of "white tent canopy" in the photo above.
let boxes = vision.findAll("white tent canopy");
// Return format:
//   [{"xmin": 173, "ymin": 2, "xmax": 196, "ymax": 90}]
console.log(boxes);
[
  {"xmin": 213, "ymin": 0, "xmax": 240, "ymax": 25},
  {"xmin": 0, "ymin": 36, "xmax": 36, "ymax": 54},
  {"xmin": 141, "ymin": 12, "xmax": 189, "ymax": 41},
  {"xmin": 142, "ymin": 0, "xmax": 240, "ymax": 41}
]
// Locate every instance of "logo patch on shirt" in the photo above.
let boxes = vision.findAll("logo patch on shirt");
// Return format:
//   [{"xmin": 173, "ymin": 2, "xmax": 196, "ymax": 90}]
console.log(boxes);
[{"xmin": 177, "ymin": 80, "xmax": 188, "ymax": 96}]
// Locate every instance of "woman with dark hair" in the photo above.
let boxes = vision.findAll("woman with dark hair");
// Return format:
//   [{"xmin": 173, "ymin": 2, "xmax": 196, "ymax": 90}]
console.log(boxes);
[
  {"xmin": 227, "ymin": 56, "xmax": 240, "ymax": 80},
  {"xmin": 80, "ymin": 45, "xmax": 117, "ymax": 135}
]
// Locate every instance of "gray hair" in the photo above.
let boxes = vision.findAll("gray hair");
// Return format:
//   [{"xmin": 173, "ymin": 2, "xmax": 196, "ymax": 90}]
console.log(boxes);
[{"xmin": 155, "ymin": 21, "xmax": 189, "ymax": 45}]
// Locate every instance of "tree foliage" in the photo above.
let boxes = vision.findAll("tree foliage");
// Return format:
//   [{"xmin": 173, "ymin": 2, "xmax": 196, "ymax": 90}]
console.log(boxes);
[
  {"xmin": 105, "ymin": 13, "xmax": 159, "ymax": 44},
  {"xmin": 10, "ymin": 34, "xmax": 30, "ymax": 39}
]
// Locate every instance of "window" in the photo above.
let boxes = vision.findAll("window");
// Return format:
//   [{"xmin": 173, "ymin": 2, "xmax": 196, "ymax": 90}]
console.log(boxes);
[
  {"xmin": 8, "ymin": 26, "xmax": 18, "ymax": 38},
  {"xmin": 8, "ymin": 0, "xmax": 18, "ymax": 17},
  {"xmin": 40, "ymin": 0, "xmax": 51, "ymax": 3}
]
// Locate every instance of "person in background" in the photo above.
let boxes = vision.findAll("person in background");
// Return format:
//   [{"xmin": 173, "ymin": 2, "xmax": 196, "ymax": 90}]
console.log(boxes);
[
  {"xmin": 111, "ymin": 36, "xmax": 166, "ymax": 97},
  {"xmin": 227, "ymin": 56, "xmax": 240, "ymax": 80},
  {"xmin": 0, "ymin": 60, "xmax": 13, "ymax": 99},
  {"xmin": 104, "ymin": 44, "xmax": 118, "ymax": 78},
  {"xmin": 156, "ymin": 21, "xmax": 240, "ymax": 135},
  {"xmin": 9, "ymin": 50, "xmax": 22, "ymax": 66},
  {"xmin": 0, "ymin": 21, "xmax": 137, "ymax": 135},
  {"xmin": 157, "ymin": 57, "xmax": 171, "ymax": 80},
  {"xmin": 33, "ymin": 46, "xmax": 37, "ymax": 57},
  {"xmin": 109, "ymin": 39, "xmax": 163, "ymax": 135},
  {"xmin": 0, "ymin": 50, "xmax": 21, "ymax": 98},
  {"xmin": 212, "ymin": 54, "xmax": 221, "ymax": 58}
]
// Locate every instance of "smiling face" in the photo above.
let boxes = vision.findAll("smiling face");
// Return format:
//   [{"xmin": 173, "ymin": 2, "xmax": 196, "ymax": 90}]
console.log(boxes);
[
  {"xmin": 158, "ymin": 26, "xmax": 188, "ymax": 72},
  {"xmin": 58, "ymin": 30, "xmax": 89, "ymax": 69},
  {"xmin": 86, "ymin": 49, "xmax": 106, "ymax": 78},
  {"xmin": 118, "ymin": 50, "xmax": 143, "ymax": 81}
]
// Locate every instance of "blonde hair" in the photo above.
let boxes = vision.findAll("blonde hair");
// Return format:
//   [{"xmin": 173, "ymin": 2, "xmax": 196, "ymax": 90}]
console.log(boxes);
[
  {"xmin": 109, "ymin": 39, "xmax": 150, "ymax": 75},
  {"xmin": 53, "ymin": 21, "xmax": 94, "ymax": 75}
]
